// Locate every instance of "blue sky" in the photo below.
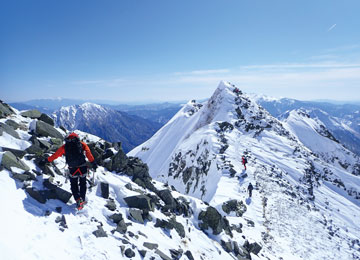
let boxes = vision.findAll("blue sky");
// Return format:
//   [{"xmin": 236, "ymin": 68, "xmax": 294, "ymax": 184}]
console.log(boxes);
[{"xmin": 1, "ymin": 0, "xmax": 360, "ymax": 103}]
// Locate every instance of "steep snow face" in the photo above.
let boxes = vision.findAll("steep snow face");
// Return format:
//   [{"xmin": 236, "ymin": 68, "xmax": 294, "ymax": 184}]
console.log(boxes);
[
  {"xmin": 282, "ymin": 109, "xmax": 360, "ymax": 175},
  {"xmin": 130, "ymin": 81, "xmax": 360, "ymax": 260}
]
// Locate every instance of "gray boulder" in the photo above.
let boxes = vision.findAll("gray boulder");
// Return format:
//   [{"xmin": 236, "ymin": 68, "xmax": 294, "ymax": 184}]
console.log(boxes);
[
  {"xmin": 0, "ymin": 123, "xmax": 20, "ymax": 139},
  {"xmin": 38, "ymin": 139, "xmax": 51, "ymax": 150},
  {"xmin": 1, "ymin": 147, "xmax": 26, "ymax": 158},
  {"xmin": 105, "ymin": 199, "xmax": 117, "ymax": 211},
  {"xmin": 54, "ymin": 187, "xmax": 72, "ymax": 203},
  {"xmin": 21, "ymin": 109, "xmax": 42, "ymax": 119},
  {"xmin": 55, "ymin": 215, "xmax": 68, "ymax": 229},
  {"xmin": 143, "ymin": 242, "xmax": 158, "ymax": 250},
  {"xmin": 115, "ymin": 220, "xmax": 127, "ymax": 234},
  {"xmin": 26, "ymin": 144, "xmax": 43, "ymax": 155},
  {"xmin": 129, "ymin": 208, "xmax": 144, "ymax": 224},
  {"xmin": 124, "ymin": 195, "xmax": 154, "ymax": 211},
  {"xmin": 1, "ymin": 151, "xmax": 30, "ymax": 171},
  {"xmin": 26, "ymin": 187, "xmax": 47, "ymax": 204},
  {"xmin": 154, "ymin": 217, "xmax": 185, "ymax": 238},
  {"xmin": 155, "ymin": 249, "xmax": 172, "ymax": 260},
  {"xmin": 13, "ymin": 171, "xmax": 36, "ymax": 182},
  {"xmin": 109, "ymin": 213, "xmax": 123, "ymax": 224},
  {"xmin": 0, "ymin": 101, "xmax": 15, "ymax": 118},
  {"xmin": 198, "ymin": 206, "xmax": 229, "ymax": 235},
  {"xmin": 5, "ymin": 120, "xmax": 20, "ymax": 130},
  {"xmin": 124, "ymin": 248, "xmax": 135, "ymax": 258},
  {"xmin": 100, "ymin": 182, "xmax": 109, "ymax": 199},
  {"xmin": 157, "ymin": 189, "xmax": 176, "ymax": 210},
  {"xmin": 35, "ymin": 120, "xmax": 63, "ymax": 139},
  {"xmin": 39, "ymin": 113, "xmax": 54, "ymax": 126},
  {"xmin": 126, "ymin": 157, "xmax": 150, "ymax": 179},
  {"xmin": 111, "ymin": 149, "xmax": 128, "ymax": 172},
  {"xmin": 93, "ymin": 225, "xmax": 107, "ymax": 238},
  {"xmin": 184, "ymin": 250, "xmax": 195, "ymax": 260},
  {"xmin": 222, "ymin": 199, "xmax": 247, "ymax": 217}
]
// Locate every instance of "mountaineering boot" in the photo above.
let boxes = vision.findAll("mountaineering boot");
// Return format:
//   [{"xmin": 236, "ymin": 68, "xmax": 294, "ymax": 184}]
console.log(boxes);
[{"xmin": 76, "ymin": 198, "xmax": 85, "ymax": 210}]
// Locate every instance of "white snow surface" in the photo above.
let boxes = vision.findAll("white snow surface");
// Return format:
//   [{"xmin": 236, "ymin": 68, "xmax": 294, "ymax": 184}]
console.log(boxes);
[{"xmin": 130, "ymin": 81, "xmax": 360, "ymax": 260}]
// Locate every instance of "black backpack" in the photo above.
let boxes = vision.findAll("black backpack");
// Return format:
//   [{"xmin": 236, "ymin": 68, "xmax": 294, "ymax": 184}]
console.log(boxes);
[{"xmin": 64, "ymin": 136, "xmax": 86, "ymax": 167}]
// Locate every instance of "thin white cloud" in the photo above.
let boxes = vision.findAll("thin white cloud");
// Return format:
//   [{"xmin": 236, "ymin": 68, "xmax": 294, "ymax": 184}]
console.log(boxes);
[{"xmin": 327, "ymin": 24, "xmax": 337, "ymax": 32}]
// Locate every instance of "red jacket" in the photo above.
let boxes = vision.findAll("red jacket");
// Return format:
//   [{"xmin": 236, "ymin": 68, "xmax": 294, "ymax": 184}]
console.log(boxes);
[{"xmin": 48, "ymin": 142, "xmax": 94, "ymax": 163}]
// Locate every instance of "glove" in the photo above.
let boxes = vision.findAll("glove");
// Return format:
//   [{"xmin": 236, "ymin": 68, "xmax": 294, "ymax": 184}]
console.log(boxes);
[{"xmin": 91, "ymin": 161, "xmax": 98, "ymax": 170}]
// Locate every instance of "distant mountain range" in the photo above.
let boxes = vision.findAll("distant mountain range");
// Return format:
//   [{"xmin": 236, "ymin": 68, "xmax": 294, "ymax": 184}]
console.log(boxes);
[
  {"xmin": 250, "ymin": 95, "xmax": 360, "ymax": 155},
  {"xmin": 10, "ymin": 96, "xmax": 360, "ymax": 155},
  {"xmin": 52, "ymin": 103, "xmax": 162, "ymax": 152},
  {"xmin": 10, "ymin": 99, "xmax": 182, "ymax": 125}
]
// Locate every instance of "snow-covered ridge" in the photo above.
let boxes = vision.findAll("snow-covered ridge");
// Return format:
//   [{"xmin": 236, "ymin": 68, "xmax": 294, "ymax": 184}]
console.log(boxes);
[{"xmin": 130, "ymin": 81, "xmax": 360, "ymax": 260}]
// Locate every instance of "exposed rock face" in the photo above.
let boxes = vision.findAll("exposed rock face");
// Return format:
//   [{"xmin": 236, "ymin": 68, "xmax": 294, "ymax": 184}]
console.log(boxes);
[
  {"xmin": 93, "ymin": 226, "xmax": 107, "ymax": 238},
  {"xmin": 124, "ymin": 195, "xmax": 154, "ymax": 211},
  {"xmin": 35, "ymin": 120, "xmax": 63, "ymax": 139},
  {"xmin": 39, "ymin": 113, "xmax": 54, "ymax": 126},
  {"xmin": 128, "ymin": 208, "xmax": 144, "ymax": 224},
  {"xmin": 100, "ymin": 182, "xmax": 109, "ymax": 199},
  {"xmin": 110, "ymin": 149, "xmax": 128, "ymax": 172},
  {"xmin": 0, "ymin": 101, "xmax": 15, "ymax": 118},
  {"xmin": 0, "ymin": 122, "xmax": 20, "ymax": 139},
  {"xmin": 1, "ymin": 147, "xmax": 26, "ymax": 158},
  {"xmin": 1, "ymin": 151, "xmax": 30, "ymax": 171},
  {"xmin": 157, "ymin": 189, "xmax": 177, "ymax": 210},
  {"xmin": 222, "ymin": 199, "xmax": 247, "ymax": 217},
  {"xmin": 21, "ymin": 109, "xmax": 42, "ymax": 119},
  {"xmin": 198, "ymin": 206, "xmax": 231, "ymax": 236},
  {"xmin": 5, "ymin": 119, "xmax": 20, "ymax": 130}
]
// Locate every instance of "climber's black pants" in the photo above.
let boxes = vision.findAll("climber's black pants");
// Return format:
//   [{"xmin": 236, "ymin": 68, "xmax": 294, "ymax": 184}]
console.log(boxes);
[{"xmin": 69, "ymin": 166, "xmax": 88, "ymax": 201}]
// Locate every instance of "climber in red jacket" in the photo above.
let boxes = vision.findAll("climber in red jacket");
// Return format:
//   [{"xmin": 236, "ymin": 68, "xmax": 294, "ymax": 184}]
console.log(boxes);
[{"xmin": 46, "ymin": 132, "xmax": 97, "ymax": 210}]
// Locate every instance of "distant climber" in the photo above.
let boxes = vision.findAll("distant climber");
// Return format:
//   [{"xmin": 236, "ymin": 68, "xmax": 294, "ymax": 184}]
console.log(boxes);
[
  {"xmin": 42, "ymin": 132, "xmax": 97, "ymax": 210},
  {"xmin": 242, "ymin": 156, "xmax": 247, "ymax": 170},
  {"xmin": 247, "ymin": 182, "xmax": 254, "ymax": 197}
]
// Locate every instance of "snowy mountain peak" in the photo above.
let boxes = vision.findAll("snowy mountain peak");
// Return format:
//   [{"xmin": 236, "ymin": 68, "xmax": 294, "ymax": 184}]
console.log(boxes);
[{"xmin": 130, "ymin": 81, "xmax": 360, "ymax": 259}]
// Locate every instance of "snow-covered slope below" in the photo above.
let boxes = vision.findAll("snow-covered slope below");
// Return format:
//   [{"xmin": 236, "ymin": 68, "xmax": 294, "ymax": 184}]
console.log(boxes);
[{"xmin": 130, "ymin": 81, "xmax": 360, "ymax": 260}]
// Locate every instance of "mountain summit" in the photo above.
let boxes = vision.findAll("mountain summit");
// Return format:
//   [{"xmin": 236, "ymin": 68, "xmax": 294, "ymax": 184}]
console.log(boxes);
[{"xmin": 130, "ymin": 81, "xmax": 360, "ymax": 260}]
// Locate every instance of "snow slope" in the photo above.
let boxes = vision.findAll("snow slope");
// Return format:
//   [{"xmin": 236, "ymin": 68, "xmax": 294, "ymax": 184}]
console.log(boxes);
[{"xmin": 130, "ymin": 81, "xmax": 360, "ymax": 260}]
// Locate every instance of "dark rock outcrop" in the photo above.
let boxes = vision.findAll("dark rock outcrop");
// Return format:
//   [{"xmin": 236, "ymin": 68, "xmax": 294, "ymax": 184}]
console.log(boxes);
[
  {"xmin": 93, "ymin": 225, "xmax": 107, "ymax": 238},
  {"xmin": 124, "ymin": 195, "xmax": 154, "ymax": 211},
  {"xmin": 143, "ymin": 242, "xmax": 158, "ymax": 250},
  {"xmin": 198, "ymin": 206, "xmax": 231, "ymax": 236},
  {"xmin": 39, "ymin": 113, "xmax": 54, "ymax": 126},
  {"xmin": 25, "ymin": 187, "xmax": 47, "ymax": 204},
  {"xmin": 100, "ymin": 182, "xmax": 109, "ymax": 199},
  {"xmin": 222, "ymin": 199, "xmax": 247, "ymax": 217}
]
